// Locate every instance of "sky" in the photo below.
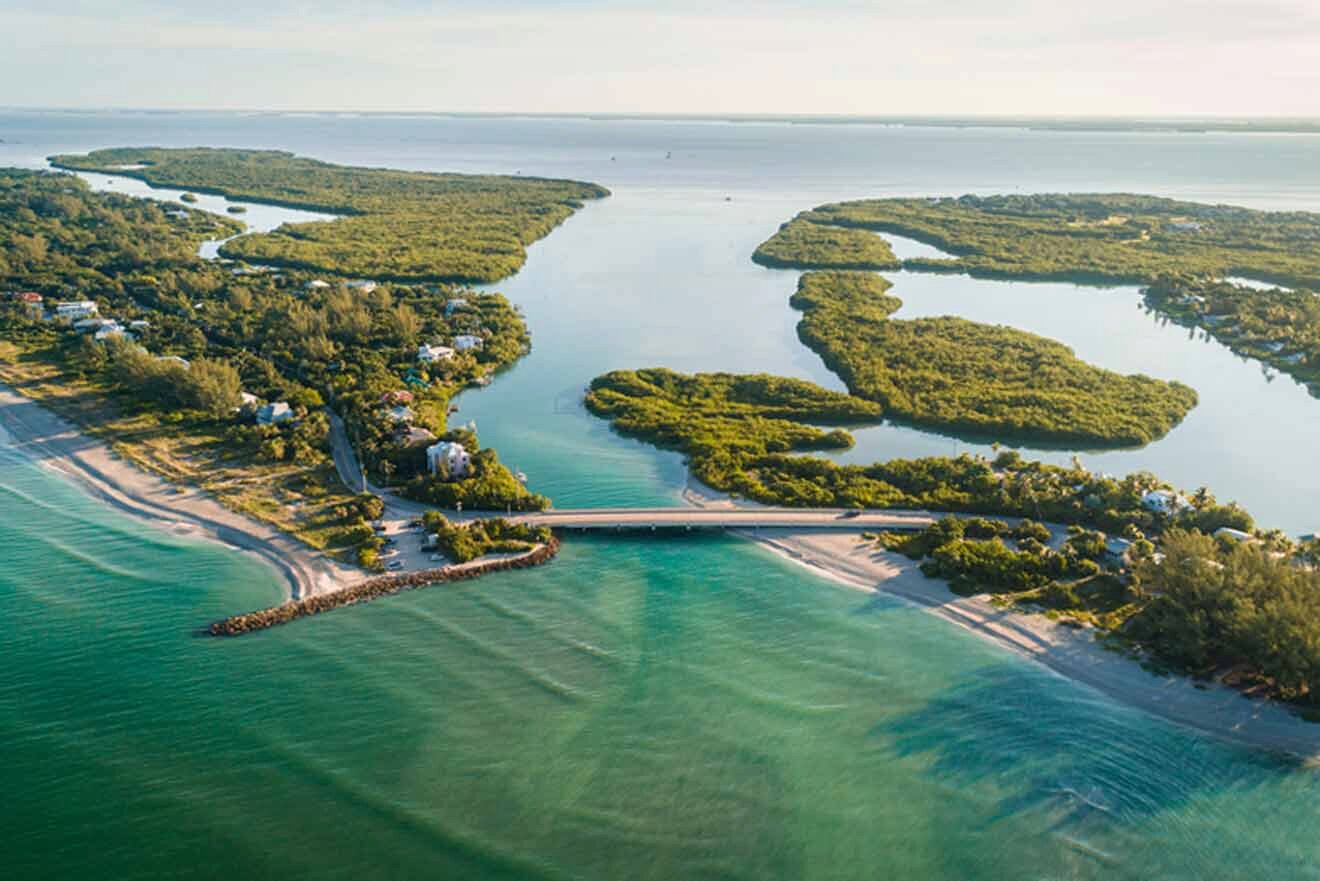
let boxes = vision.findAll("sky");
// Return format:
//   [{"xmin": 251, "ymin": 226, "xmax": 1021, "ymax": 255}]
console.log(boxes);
[{"xmin": 3, "ymin": 0, "xmax": 1319, "ymax": 116}]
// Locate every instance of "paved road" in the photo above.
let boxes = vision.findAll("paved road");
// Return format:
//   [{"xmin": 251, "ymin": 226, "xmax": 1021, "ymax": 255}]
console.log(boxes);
[
  {"xmin": 508, "ymin": 507, "xmax": 935, "ymax": 532},
  {"xmin": 325, "ymin": 410, "xmax": 367, "ymax": 494}
]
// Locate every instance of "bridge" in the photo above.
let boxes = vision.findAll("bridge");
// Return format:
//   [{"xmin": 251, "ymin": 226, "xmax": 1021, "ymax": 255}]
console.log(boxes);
[{"xmin": 507, "ymin": 507, "xmax": 936, "ymax": 533}]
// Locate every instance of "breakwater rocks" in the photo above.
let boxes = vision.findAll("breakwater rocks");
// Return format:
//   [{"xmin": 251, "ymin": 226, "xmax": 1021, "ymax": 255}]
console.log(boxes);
[{"xmin": 207, "ymin": 539, "xmax": 561, "ymax": 636}]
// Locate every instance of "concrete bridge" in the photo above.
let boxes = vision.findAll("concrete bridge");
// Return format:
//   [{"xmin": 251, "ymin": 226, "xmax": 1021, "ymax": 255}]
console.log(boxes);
[{"xmin": 508, "ymin": 507, "xmax": 936, "ymax": 533}]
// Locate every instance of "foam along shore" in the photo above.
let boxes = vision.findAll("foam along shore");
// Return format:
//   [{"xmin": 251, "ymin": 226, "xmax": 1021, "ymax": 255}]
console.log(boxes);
[
  {"xmin": 682, "ymin": 484, "xmax": 1320, "ymax": 761},
  {"xmin": 0, "ymin": 383, "xmax": 358, "ymax": 600}
]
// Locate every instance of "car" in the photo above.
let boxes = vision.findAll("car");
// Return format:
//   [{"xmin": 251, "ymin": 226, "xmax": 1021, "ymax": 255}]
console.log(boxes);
[
  {"xmin": 387, "ymin": 561, "xmax": 404, "ymax": 570},
  {"xmin": 429, "ymin": 554, "xmax": 445, "ymax": 562},
  {"xmin": 840, "ymin": 509, "xmax": 863, "ymax": 519}
]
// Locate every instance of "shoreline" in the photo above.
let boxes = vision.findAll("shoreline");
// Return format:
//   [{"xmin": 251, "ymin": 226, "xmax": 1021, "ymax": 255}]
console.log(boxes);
[
  {"xmin": 682, "ymin": 479, "xmax": 1320, "ymax": 761},
  {"xmin": 0, "ymin": 383, "xmax": 358, "ymax": 601}
]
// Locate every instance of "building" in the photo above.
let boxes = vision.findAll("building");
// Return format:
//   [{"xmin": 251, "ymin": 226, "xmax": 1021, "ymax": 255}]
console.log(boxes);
[
  {"xmin": 1141, "ymin": 489, "xmax": 1189, "ymax": 515},
  {"xmin": 386, "ymin": 405, "xmax": 415, "ymax": 424},
  {"xmin": 395, "ymin": 425, "xmax": 437, "ymax": 448},
  {"xmin": 129, "ymin": 320, "xmax": 151, "ymax": 331},
  {"xmin": 1168, "ymin": 221, "xmax": 1204, "ymax": 233},
  {"xmin": 418, "ymin": 343, "xmax": 455, "ymax": 363},
  {"xmin": 346, "ymin": 280, "xmax": 378, "ymax": 293},
  {"xmin": 256, "ymin": 402, "xmax": 294, "ymax": 426},
  {"xmin": 1213, "ymin": 527, "xmax": 1254, "ymax": 543},
  {"xmin": 1104, "ymin": 537, "xmax": 1133, "ymax": 561},
  {"xmin": 55, "ymin": 300, "xmax": 99, "ymax": 320},
  {"xmin": 73, "ymin": 317, "xmax": 112, "ymax": 333},
  {"xmin": 453, "ymin": 334, "xmax": 483, "ymax": 352},
  {"xmin": 93, "ymin": 323, "xmax": 132, "ymax": 343},
  {"xmin": 304, "ymin": 280, "xmax": 331, "ymax": 291},
  {"xmin": 427, "ymin": 441, "xmax": 471, "ymax": 479},
  {"xmin": 444, "ymin": 298, "xmax": 469, "ymax": 316}
]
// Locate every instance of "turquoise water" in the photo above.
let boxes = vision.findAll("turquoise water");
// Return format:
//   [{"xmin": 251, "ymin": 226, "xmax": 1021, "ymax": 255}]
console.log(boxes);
[{"xmin": 4, "ymin": 111, "xmax": 1320, "ymax": 879}]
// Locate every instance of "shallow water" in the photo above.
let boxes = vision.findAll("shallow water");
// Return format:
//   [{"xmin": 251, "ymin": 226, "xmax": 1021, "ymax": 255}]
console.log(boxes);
[{"xmin": 3, "ymin": 110, "xmax": 1320, "ymax": 880}]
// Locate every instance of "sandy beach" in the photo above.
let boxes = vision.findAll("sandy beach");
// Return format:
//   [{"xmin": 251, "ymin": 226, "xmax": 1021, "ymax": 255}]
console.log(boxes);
[
  {"xmin": 683, "ymin": 481, "xmax": 1320, "ymax": 761},
  {"xmin": 0, "ymin": 383, "xmax": 358, "ymax": 600}
]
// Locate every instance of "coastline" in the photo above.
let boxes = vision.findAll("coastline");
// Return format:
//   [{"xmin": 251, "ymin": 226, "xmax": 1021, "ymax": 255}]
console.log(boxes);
[
  {"xmin": 682, "ymin": 479, "xmax": 1320, "ymax": 761},
  {"xmin": 0, "ymin": 382, "xmax": 358, "ymax": 601}
]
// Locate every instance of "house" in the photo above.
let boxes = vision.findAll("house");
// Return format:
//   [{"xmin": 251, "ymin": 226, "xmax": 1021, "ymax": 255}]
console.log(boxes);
[
  {"xmin": 17, "ymin": 292, "xmax": 43, "ymax": 304},
  {"xmin": 427, "ymin": 441, "xmax": 471, "ymax": 478},
  {"xmin": 55, "ymin": 300, "xmax": 99, "ymax": 320},
  {"xmin": 234, "ymin": 392, "xmax": 261, "ymax": 414},
  {"xmin": 1213, "ymin": 527, "xmax": 1254, "ymax": 543},
  {"xmin": 444, "ymin": 298, "xmax": 469, "ymax": 317},
  {"xmin": 346, "ymin": 280, "xmax": 378, "ymax": 293},
  {"xmin": 93, "ymin": 322, "xmax": 132, "ymax": 342},
  {"xmin": 73, "ymin": 317, "xmax": 112, "ymax": 333},
  {"xmin": 385, "ymin": 405, "xmax": 415, "ymax": 424},
  {"xmin": 380, "ymin": 390, "xmax": 414, "ymax": 406},
  {"xmin": 1141, "ymin": 489, "xmax": 1189, "ymax": 515},
  {"xmin": 256, "ymin": 402, "xmax": 294, "ymax": 425},
  {"xmin": 129, "ymin": 320, "xmax": 151, "ymax": 331},
  {"xmin": 453, "ymin": 334, "xmax": 483, "ymax": 352},
  {"xmin": 304, "ymin": 280, "xmax": 331, "ymax": 291},
  {"xmin": 1168, "ymin": 221, "xmax": 1204, "ymax": 233},
  {"xmin": 395, "ymin": 425, "xmax": 437, "ymax": 448},
  {"xmin": 1104, "ymin": 537, "xmax": 1133, "ymax": 561},
  {"xmin": 418, "ymin": 343, "xmax": 455, "ymax": 363}
]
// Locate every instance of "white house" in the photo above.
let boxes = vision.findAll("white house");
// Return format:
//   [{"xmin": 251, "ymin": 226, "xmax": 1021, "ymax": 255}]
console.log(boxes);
[
  {"xmin": 256, "ymin": 402, "xmax": 294, "ymax": 425},
  {"xmin": 444, "ymin": 298, "xmax": 469, "ymax": 316},
  {"xmin": 56, "ymin": 300, "xmax": 99, "ymax": 320},
  {"xmin": 453, "ymin": 334, "xmax": 483, "ymax": 352},
  {"xmin": 1141, "ymin": 489, "xmax": 1189, "ymax": 515},
  {"xmin": 93, "ymin": 323, "xmax": 132, "ymax": 343},
  {"xmin": 346, "ymin": 280, "xmax": 378, "ymax": 293},
  {"xmin": 129, "ymin": 320, "xmax": 151, "ymax": 331},
  {"xmin": 418, "ymin": 343, "xmax": 455, "ymax": 363},
  {"xmin": 427, "ymin": 441, "xmax": 471, "ymax": 479},
  {"xmin": 304, "ymin": 280, "xmax": 331, "ymax": 291},
  {"xmin": 386, "ymin": 405, "xmax": 415, "ymax": 424},
  {"xmin": 1104, "ymin": 537, "xmax": 1133, "ymax": 560},
  {"xmin": 1168, "ymin": 221, "xmax": 1204, "ymax": 233},
  {"xmin": 73, "ymin": 317, "xmax": 112, "ymax": 333},
  {"xmin": 1213, "ymin": 527, "xmax": 1254, "ymax": 543}
]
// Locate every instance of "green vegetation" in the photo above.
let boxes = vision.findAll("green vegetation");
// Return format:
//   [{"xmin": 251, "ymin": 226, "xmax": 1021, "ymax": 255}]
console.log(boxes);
[
  {"xmin": 421, "ymin": 512, "xmax": 551, "ymax": 563},
  {"xmin": 883, "ymin": 518, "xmax": 1320, "ymax": 706},
  {"xmin": 1128, "ymin": 529, "xmax": 1320, "ymax": 703},
  {"xmin": 765, "ymin": 194, "xmax": 1320, "ymax": 287},
  {"xmin": 752, "ymin": 217, "xmax": 900, "ymax": 271},
  {"xmin": 51, "ymin": 147, "xmax": 609, "ymax": 283},
  {"xmin": 584, "ymin": 368, "xmax": 882, "ymax": 489},
  {"xmin": 403, "ymin": 426, "xmax": 548, "ymax": 511},
  {"xmin": 1144, "ymin": 275, "xmax": 1320, "ymax": 393},
  {"xmin": 0, "ymin": 167, "xmax": 546, "ymax": 564},
  {"xmin": 791, "ymin": 271, "xmax": 1197, "ymax": 445},
  {"xmin": 584, "ymin": 367, "xmax": 1247, "ymax": 532}
]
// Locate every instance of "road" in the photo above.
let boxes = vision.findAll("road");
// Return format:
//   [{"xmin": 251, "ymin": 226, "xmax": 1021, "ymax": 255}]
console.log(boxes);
[{"xmin": 507, "ymin": 507, "xmax": 935, "ymax": 532}]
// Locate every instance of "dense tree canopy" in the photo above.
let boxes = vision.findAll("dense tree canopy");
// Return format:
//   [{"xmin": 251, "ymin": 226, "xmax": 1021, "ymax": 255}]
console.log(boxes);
[
  {"xmin": 50, "ymin": 147, "xmax": 610, "ymax": 283},
  {"xmin": 791, "ymin": 270, "xmax": 1198, "ymax": 446}
]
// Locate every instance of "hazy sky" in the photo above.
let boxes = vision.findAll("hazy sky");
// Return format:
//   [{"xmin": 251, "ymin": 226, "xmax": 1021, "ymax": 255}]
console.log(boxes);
[{"xmin": 3, "ymin": 0, "xmax": 1318, "ymax": 115}]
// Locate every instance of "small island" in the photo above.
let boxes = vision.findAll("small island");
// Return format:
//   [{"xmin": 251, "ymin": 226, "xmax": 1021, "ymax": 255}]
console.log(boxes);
[
  {"xmin": 51, "ymin": 147, "xmax": 611, "ymax": 283},
  {"xmin": 790, "ymin": 271, "xmax": 1197, "ymax": 446}
]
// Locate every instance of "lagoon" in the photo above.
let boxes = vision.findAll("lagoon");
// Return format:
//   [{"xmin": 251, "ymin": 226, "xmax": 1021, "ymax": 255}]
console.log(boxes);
[{"xmin": 4, "ymin": 110, "xmax": 1320, "ymax": 880}]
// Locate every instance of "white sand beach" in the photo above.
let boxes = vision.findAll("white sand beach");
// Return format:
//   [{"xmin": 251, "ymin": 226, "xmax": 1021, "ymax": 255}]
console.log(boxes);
[
  {"xmin": 683, "ymin": 481, "xmax": 1320, "ymax": 761},
  {"xmin": 0, "ymin": 383, "xmax": 358, "ymax": 600}
]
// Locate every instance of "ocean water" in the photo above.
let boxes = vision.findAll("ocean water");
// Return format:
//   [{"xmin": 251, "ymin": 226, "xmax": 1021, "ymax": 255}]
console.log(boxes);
[{"xmin": 3, "ymin": 110, "xmax": 1320, "ymax": 880}]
